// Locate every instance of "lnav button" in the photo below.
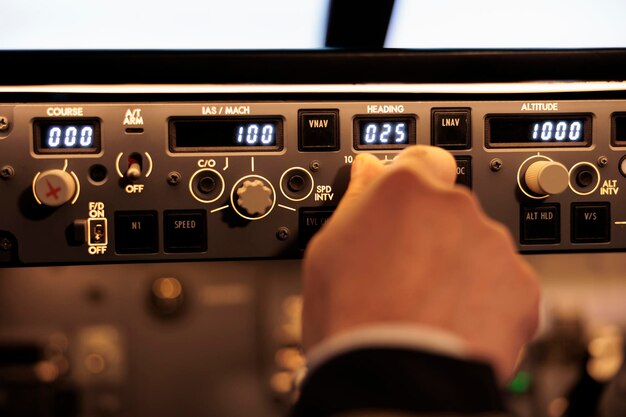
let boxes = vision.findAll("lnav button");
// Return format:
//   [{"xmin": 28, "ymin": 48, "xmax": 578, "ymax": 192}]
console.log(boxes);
[
  {"xmin": 164, "ymin": 210, "xmax": 207, "ymax": 253},
  {"xmin": 299, "ymin": 208, "xmax": 335, "ymax": 249},
  {"xmin": 432, "ymin": 109, "xmax": 471, "ymax": 149}
]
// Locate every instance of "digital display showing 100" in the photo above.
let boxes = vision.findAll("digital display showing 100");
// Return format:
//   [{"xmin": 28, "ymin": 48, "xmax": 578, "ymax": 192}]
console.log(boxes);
[{"xmin": 170, "ymin": 117, "xmax": 283, "ymax": 152}]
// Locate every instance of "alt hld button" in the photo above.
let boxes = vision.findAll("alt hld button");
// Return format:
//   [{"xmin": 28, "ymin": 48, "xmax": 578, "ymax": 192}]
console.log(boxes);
[{"xmin": 521, "ymin": 204, "xmax": 560, "ymax": 244}]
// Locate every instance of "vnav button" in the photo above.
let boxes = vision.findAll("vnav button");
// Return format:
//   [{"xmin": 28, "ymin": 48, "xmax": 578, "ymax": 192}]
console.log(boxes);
[{"xmin": 299, "ymin": 110, "xmax": 339, "ymax": 151}]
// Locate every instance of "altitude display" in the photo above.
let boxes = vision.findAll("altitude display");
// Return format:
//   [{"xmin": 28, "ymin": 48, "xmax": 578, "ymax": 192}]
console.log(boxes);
[
  {"xmin": 34, "ymin": 119, "xmax": 101, "ymax": 154},
  {"xmin": 170, "ymin": 118, "xmax": 283, "ymax": 152},
  {"xmin": 487, "ymin": 115, "xmax": 592, "ymax": 147},
  {"xmin": 354, "ymin": 116, "xmax": 416, "ymax": 149}
]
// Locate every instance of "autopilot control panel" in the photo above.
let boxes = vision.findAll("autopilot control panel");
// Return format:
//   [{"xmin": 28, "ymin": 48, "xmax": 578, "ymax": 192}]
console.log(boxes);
[{"xmin": 2, "ymin": 85, "xmax": 626, "ymax": 266}]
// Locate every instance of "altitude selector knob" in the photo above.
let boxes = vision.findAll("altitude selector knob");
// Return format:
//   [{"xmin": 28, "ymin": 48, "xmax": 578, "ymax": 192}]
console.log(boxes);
[
  {"xmin": 34, "ymin": 169, "xmax": 77, "ymax": 207},
  {"xmin": 236, "ymin": 179, "xmax": 274, "ymax": 217},
  {"xmin": 524, "ymin": 160, "xmax": 569, "ymax": 195}
]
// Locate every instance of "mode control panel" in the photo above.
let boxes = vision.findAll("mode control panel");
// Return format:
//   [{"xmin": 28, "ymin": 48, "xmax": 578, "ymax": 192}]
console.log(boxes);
[{"xmin": 2, "ymin": 94, "xmax": 626, "ymax": 266}]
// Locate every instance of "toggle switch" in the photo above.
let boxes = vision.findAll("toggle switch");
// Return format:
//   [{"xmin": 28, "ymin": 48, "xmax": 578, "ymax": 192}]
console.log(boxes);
[{"xmin": 126, "ymin": 153, "xmax": 142, "ymax": 180}]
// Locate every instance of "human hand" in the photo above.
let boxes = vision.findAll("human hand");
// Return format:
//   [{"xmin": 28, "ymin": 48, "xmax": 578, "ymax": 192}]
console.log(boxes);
[{"xmin": 301, "ymin": 145, "xmax": 541, "ymax": 383}]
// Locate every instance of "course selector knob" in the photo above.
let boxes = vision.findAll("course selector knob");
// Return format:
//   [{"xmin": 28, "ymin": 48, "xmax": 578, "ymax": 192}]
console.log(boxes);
[
  {"xmin": 524, "ymin": 160, "xmax": 569, "ymax": 195},
  {"xmin": 236, "ymin": 179, "xmax": 273, "ymax": 217},
  {"xmin": 34, "ymin": 169, "xmax": 77, "ymax": 206}
]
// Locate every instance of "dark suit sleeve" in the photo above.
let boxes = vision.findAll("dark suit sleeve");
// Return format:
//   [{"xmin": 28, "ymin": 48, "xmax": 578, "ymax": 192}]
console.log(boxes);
[{"xmin": 290, "ymin": 347, "xmax": 506, "ymax": 417}]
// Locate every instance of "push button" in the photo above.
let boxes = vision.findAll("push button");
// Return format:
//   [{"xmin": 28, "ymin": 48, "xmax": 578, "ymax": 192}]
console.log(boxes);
[
  {"xmin": 114, "ymin": 211, "xmax": 158, "ymax": 254},
  {"xmin": 164, "ymin": 210, "xmax": 207, "ymax": 253},
  {"xmin": 299, "ymin": 208, "xmax": 335, "ymax": 249},
  {"xmin": 432, "ymin": 109, "xmax": 471, "ymax": 149},
  {"xmin": 299, "ymin": 110, "xmax": 339, "ymax": 151},
  {"xmin": 455, "ymin": 157, "xmax": 472, "ymax": 188},
  {"xmin": 521, "ymin": 204, "xmax": 560, "ymax": 244},
  {"xmin": 572, "ymin": 203, "xmax": 610, "ymax": 243}
]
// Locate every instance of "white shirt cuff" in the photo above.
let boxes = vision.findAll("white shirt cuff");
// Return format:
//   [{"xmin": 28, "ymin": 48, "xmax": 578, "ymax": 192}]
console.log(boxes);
[{"xmin": 305, "ymin": 323, "xmax": 470, "ymax": 374}]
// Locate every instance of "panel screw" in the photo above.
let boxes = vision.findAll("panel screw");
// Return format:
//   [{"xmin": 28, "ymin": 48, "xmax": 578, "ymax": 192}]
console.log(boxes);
[
  {"xmin": 276, "ymin": 227, "xmax": 290, "ymax": 241},
  {"xmin": 598, "ymin": 156, "xmax": 608, "ymax": 167},
  {"xmin": 490, "ymin": 158, "xmax": 503, "ymax": 172},
  {"xmin": 167, "ymin": 171, "xmax": 181, "ymax": 185},
  {"xmin": 310, "ymin": 161, "xmax": 320, "ymax": 172},
  {"xmin": 0, "ymin": 165, "xmax": 15, "ymax": 180},
  {"xmin": 0, "ymin": 117, "xmax": 8, "ymax": 132},
  {"xmin": 0, "ymin": 238, "xmax": 12, "ymax": 251}
]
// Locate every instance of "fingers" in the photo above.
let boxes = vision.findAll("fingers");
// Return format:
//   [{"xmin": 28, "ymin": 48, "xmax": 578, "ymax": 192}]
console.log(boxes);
[
  {"xmin": 392, "ymin": 145, "xmax": 458, "ymax": 189},
  {"xmin": 338, "ymin": 153, "xmax": 386, "ymax": 208},
  {"xmin": 341, "ymin": 145, "xmax": 457, "ymax": 208}
]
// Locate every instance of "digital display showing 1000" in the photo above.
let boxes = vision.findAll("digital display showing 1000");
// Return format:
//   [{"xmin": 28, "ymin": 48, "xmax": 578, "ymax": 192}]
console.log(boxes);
[{"xmin": 487, "ymin": 115, "xmax": 592, "ymax": 147}]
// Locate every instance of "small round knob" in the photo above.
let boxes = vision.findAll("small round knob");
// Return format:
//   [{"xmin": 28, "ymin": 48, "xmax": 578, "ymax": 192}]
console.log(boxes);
[
  {"xmin": 524, "ymin": 160, "xmax": 569, "ymax": 195},
  {"xmin": 236, "ymin": 179, "xmax": 273, "ymax": 217},
  {"xmin": 34, "ymin": 169, "xmax": 77, "ymax": 206}
]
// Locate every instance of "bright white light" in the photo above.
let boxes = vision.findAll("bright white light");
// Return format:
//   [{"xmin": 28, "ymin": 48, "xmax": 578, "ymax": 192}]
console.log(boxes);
[
  {"xmin": 387, "ymin": 0, "xmax": 626, "ymax": 49},
  {"xmin": 2, "ymin": 0, "xmax": 329, "ymax": 50}
]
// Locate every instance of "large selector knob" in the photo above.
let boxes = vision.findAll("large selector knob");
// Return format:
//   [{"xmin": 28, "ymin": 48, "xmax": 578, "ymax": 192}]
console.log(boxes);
[
  {"xmin": 524, "ymin": 160, "xmax": 569, "ymax": 195},
  {"xmin": 34, "ymin": 169, "xmax": 77, "ymax": 206},
  {"xmin": 236, "ymin": 178, "xmax": 274, "ymax": 217}
]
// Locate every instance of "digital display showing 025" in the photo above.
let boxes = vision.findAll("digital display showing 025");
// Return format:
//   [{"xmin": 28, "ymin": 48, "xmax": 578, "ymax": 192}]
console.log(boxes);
[{"xmin": 354, "ymin": 116, "xmax": 416, "ymax": 150}]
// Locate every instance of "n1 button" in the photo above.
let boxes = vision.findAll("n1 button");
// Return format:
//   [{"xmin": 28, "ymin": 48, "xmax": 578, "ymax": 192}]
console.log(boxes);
[
  {"xmin": 115, "ymin": 211, "xmax": 158, "ymax": 254},
  {"xmin": 521, "ymin": 204, "xmax": 560, "ymax": 244}
]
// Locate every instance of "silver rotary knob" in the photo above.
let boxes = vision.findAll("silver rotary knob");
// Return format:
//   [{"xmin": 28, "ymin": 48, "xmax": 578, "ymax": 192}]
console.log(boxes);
[
  {"xmin": 34, "ymin": 169, "xmax": 77, "ymax": 206},
  {"xmin": 236, "ymin": 179, "xmax": 274, "ymax": 217},
  {"xmin": 524, "ymin": 160, "xmax": 569, "ymax": 195}
]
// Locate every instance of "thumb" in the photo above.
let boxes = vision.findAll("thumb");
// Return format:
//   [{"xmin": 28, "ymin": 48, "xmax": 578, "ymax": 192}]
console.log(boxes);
[{"xmin": 338, "ymin": 153, "xmax": 386, "ymax": 209}]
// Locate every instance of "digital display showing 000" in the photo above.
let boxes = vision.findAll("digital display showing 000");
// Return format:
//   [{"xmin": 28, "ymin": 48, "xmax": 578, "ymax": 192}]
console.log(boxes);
[{"xmin": 34, "ymin": 119, "xmax": 101, "ymax": 154}]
